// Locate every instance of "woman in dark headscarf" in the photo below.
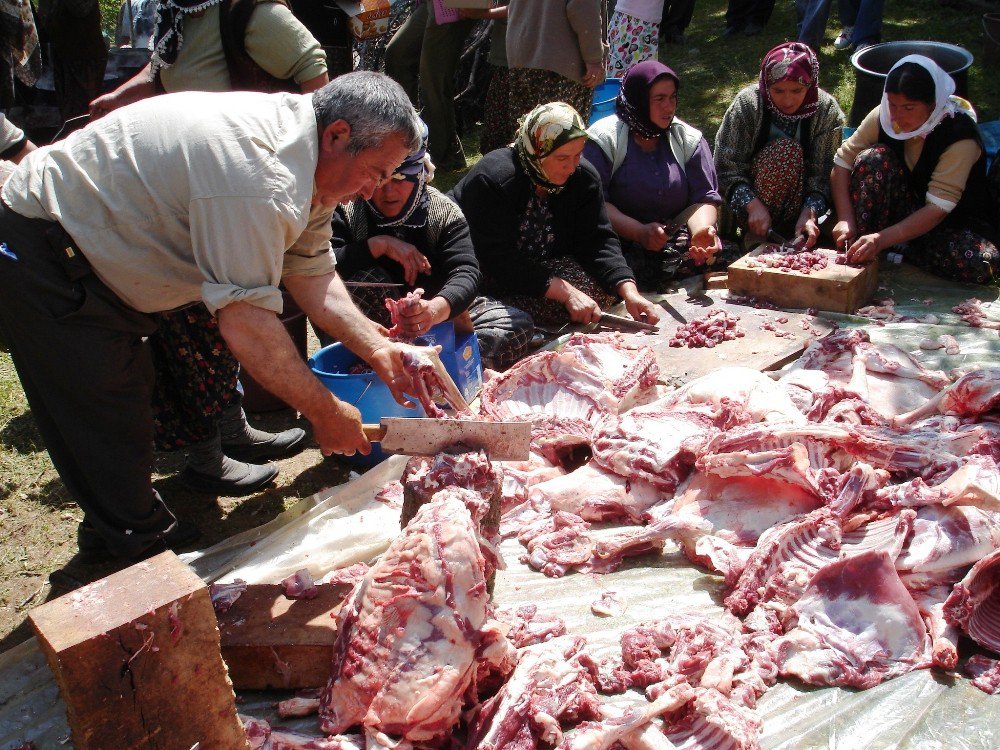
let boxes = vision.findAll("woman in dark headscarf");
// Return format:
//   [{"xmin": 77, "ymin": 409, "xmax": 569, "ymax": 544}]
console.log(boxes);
[
  {"xmin": 584, "ymin": 60, "xmax": 737, "ymax": 290},
  {"xmin": 714, "ymin": 42, "xmax": 845, "ymax": 248},
  {"xmin": 333, "ymin": 122, "xmax": 533, "ymax": 371},
  {"xmin": 831, "ymin": 56, "xmax": 997, "ymax": 284},
  {"xmin": 450, "ymin": 102, "xmax": 660, "ymax": 330}
]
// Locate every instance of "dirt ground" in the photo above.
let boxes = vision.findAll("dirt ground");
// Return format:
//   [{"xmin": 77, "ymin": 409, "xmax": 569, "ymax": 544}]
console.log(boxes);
[{"xmin": 0, "ymin": 361, "xmax": 353, "ymax": 656}]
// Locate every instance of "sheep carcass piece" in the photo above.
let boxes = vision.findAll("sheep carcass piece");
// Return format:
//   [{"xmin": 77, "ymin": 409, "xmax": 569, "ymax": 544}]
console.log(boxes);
[
  {"xmin": 466, "ymin": 635, "xmax": 602, "ymax": 750},
  {"xmin": 591, "ymin": 403, "xmax": 720, "ymax": 493},
  {"xmin": 893, "ymin": 367, "xmax": 1000, "ymax": 427},
  {"xmin": 319, "ymin": 487, "xmax": 509, "ymax": 743},
  {"xmin": 773, "ymin": 550, "xmax": 932, "ymax": 688},
  {"xmin": 659, "ymin": 366, "xmax": 805, "ymax": 425},
  {"xmin": 478, "ymin": 333, "xmax": 659, "ymax": 464},
  {"xmin": 943, "ymin": 547, "xmax": 1000, "ymax": 655},
  {"xmin": 786, "ymin": 329, "xmax": 948, "ymax": 419},
  {"xmin": 528, "ymin": 461, "xmax": 664, "ymax": 523}
]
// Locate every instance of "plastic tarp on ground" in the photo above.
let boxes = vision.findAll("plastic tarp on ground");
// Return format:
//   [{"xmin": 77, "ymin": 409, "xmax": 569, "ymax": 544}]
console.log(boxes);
[{"xmin": 0, "ymin": 265, "xmax": 997, "ymax": 750}]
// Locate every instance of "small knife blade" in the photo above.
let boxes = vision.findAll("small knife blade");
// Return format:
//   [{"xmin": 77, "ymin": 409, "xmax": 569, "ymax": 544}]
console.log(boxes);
[
  {"xmin": 596, "ymin": 312, "xmax": 660, "ymax": 332},
  {"xmin": 344, "ymin": 281, "xmax": 407, "ymax": 289}
]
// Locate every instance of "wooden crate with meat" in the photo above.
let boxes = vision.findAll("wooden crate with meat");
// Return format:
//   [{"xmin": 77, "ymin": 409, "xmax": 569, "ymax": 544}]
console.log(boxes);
[{"xmin": 727, "ymin": 246, "xmax": 878, "ymax": 313}]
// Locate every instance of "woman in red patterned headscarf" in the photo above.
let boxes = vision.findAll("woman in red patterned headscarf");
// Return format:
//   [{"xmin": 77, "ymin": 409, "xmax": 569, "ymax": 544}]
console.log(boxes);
[{"xmin": 714, "ymin": 42, "xmax": 845, "ymax": 249}]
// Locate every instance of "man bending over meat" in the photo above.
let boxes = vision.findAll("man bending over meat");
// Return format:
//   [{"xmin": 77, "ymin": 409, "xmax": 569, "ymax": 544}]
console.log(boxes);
[{"xmin": 0, "ymin": 72, "xmax": 423, "ymax": 561}]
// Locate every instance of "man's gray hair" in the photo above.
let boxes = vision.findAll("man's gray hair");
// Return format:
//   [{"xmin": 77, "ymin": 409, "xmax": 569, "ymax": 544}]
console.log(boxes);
[{"xmin": 313, "ymin": 72, "xmax": 422, "ymax": 155}]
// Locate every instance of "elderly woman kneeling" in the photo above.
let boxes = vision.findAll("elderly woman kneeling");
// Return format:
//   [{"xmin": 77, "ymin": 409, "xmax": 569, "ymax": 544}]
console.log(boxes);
[
  {"xmin": 332, "ymin": 125, "xmax": 534, "ymax": 370},
  {"xmin": 449, "ymin": 102, "xmax": 660, "ymax": 331}
]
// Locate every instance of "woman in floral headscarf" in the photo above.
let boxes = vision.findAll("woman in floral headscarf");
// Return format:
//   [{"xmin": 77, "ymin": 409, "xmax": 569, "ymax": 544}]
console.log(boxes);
[
  {"xmin": 450, "ymin": 102, "xmax": 660, "ymax": 330},
  {"xmin": 584, "ymin": 60, "xmax": 739, "ymax": 290},
  {"xmin": 831, "ymin": 56, "xmax": 997, "ymax": 285},
  {"xmin": 714, "ymin": 42, "xmax": 845, "ymax": 247}
]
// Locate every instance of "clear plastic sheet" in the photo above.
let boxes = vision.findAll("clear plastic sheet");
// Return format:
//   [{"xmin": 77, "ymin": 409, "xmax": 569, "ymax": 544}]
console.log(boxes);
[{"xmin": 1, "ymin": 264, "xmax": 997, "ymax": 749}]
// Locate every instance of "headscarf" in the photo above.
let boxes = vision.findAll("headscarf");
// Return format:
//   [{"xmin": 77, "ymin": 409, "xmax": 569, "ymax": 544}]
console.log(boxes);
[
  {"xmin": 514, "ymin": 102, "xmax": 588, "ymax": 195},
  {"xmin": 150, "ymin": 0, "xmax": 224, "ymax": 74},
  {"xmin": 758, "ymin": 42, "xmax": 820, "ymax": 122},
  {"xmin": 367, "ymin": 120, "xmax": 433, "ymax": 230},
  {"xmin": 615, "ymin": 60, "xmax": 681, "ymax": 139},
  {"xmin": 879, "ymin": 54, "xmax": 977, "ymax": 141}
]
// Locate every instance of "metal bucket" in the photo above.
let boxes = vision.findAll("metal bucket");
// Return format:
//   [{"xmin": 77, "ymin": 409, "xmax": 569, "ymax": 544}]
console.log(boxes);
[
  {"xmin": 984, "ymin": 13, "xmax": 1000, "ymax": 69},
  {"xmin": 848, "ymin": 41, "xmax": 973, "ymax": 127}
]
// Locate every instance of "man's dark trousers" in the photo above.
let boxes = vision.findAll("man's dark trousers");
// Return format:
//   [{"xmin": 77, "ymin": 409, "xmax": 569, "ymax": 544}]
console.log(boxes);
[{"xmin": 0, "ymin": 203, "xmax": 177, "ymax": 557}]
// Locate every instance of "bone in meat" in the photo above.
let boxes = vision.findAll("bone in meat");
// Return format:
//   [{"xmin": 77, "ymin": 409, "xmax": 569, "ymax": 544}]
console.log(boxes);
[
  {"xmin": 319, "ymin": 487, "xmax": 504, "ymax": 742},
  {"xmin": 465, "ymin": 635, "xmax": 602, "ymax": 750},
  {"xmin": 943, "ymin": 547, "xmax": 1000, "ymax": 656},
  {"xmin": 773, "ymin": 550, "xmax": 932, "ymax": 688}
]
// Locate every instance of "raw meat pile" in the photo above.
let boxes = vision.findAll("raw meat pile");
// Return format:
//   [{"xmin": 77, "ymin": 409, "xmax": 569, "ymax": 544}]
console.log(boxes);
[
  {"xmin": 247, "ymin": 332, "xmax": 1000, "ymax": 748},
  {"xmin": 746, "ymin": 250, "xmax": 829, "ymax": 274},
  {"xmin": 953, "ymin": 297, "xmax": 1000, "ymax": 331},
  {"xmin": 667, "ymin": 309, "xmax": 745, "ymax": 348},
  {"xmin": 385, "ymin": 288, "xmax": 425, "ymax": 340}
]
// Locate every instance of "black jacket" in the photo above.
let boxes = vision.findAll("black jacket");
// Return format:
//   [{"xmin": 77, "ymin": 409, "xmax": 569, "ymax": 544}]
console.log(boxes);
[
  {"xmin": 331, "ymin": 186, "xmax": 481, "ymax": 316},
  {"xmin": 448, "ymin": 148, "xmax": 636, "ymax": 299}
]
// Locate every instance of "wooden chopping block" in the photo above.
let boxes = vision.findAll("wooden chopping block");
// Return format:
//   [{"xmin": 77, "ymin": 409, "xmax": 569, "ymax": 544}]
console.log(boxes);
[
  {"xmin": 216, "ymin": 582, "xmax": 351, "ymax": 690},
  {"xmin": 28, "ymin": 551, "xmax": 249, "ymax": 750},
  {"xmin": 727, "ymin": 247, "xmax": 878, "ymax": 314}
]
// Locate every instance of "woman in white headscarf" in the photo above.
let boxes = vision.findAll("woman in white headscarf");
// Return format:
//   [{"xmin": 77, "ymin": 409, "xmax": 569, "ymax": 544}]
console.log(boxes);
[{"xmin": 830, "ymin": 55, "xmax": 997, "ymax": 285}]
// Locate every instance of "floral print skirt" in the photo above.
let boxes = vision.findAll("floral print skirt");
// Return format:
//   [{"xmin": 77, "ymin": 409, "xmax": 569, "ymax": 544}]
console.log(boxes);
[
  {"xmin": 851, "ymin": 145, "xmax": 999, "ymax": 285},
  {"xmin": 499, "ymin": 255, "xmax": 618, "ymax": 329},
  {"xmin": 150, "ymin": 304, "xmax": 240, "ymax": 451}
]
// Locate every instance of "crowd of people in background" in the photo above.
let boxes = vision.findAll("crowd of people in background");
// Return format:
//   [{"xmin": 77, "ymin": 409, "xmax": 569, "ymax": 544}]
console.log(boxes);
[{"xmin": 0, "ymin": 0, "xmax": 997, "ymax": 563}]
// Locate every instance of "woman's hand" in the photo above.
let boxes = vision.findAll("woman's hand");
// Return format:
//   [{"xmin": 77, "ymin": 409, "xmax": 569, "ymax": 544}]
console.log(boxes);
[
  {"xmin": 688, "ymin": 225, "xmax": 722, "ymax": 266},
  {"xmin": 794, "ymin": 208, "xmax": 820, "ymax": 249},
  {"xmin": 582, "ymin": 61, "xmax": 604, "ymax": 88},
  {"xmin": 831, "ymin": 217, "xmax": 857, "ymax": 250},
  {"xmin": 562, "ymin": 283, "xmax": 602, "ymax": 324},
  {"xmin": 746, "ymin": 198, "xmax": 772, "ymax": 238},
  {"xmin": 845, "ymin": 233, "xmax": 882, "ymax": 264},
  {"xmin": 367, "ymin": 236, "xmax": 431, "ymax": 286},
  {"xmin": 640, "ymin": 222, "xmax": 669, "ymax": 252},
  {"xmin": 618, "ymin": 281, "xmax": 662, "ymax": 324},
  {"xmin": 394, "ymin": 296, "xmax": 451, "ymax": 337}
]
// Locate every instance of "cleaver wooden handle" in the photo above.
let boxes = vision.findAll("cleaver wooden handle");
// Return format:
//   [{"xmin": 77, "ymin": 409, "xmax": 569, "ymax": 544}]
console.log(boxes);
[{"xmin": 362, "ymin": 424, "xmax": 386, "ymax": 442}]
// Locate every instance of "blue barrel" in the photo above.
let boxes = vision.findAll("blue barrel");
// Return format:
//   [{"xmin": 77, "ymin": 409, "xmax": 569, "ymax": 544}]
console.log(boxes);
[{"xmin": 589, "ymin": 77, "xmax": 622, "ymax": 125}]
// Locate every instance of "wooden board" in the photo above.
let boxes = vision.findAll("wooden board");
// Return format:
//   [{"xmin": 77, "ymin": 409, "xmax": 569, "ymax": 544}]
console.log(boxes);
[
  {"xmin": 28, "ymin": 551, "xmax": 248, "ymax": 750},
  {"xmin": 727, "ymin": 247, "xmax": 879, "ymax": 314},
  {"xmin": 616, "ymin": 291, "xmax": 835, "ymax": 387},
  {"xmin": 217, "ymin": 583, "xmax": 352, "ymax": 690}
]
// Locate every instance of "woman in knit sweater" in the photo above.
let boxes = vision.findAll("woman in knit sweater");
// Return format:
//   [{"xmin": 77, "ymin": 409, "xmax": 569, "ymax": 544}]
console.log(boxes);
[
  {"xmin": 505, "ymin": 0, "xmax": 605, "ymax": 139},
  {"xmin": 450, "ymin": 102, "xmax": 660, "ymax": 329},
  {"xmin": 584, "ymin": 60, "xmax": 738, "ymax": 290},
  {"xmin": 714, "ymin": 42, "xmax": 844, "ymax": 248},
  {"xmin": 831, "ymin": 56, "xmax": 998, "ymax": 285},
  {"xmin": 332, "ymin": 124, "xmax": 534, "ymax": 370}
]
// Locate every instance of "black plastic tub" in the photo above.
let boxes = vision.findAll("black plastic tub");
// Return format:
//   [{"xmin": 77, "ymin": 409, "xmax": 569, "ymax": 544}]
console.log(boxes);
[{"xmin": 848, "ymin": 41, "xmax": 973, "ymax": 127}]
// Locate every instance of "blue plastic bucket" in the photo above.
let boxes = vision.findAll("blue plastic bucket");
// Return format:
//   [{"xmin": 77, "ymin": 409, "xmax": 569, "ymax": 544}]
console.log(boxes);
[
  {"xmin": 308, "ymin": 343, "xmax": 424, "ymax": 467},
  {"xmin": 589, "ymin": 77, "xmax": 621, "ymax": 125}
]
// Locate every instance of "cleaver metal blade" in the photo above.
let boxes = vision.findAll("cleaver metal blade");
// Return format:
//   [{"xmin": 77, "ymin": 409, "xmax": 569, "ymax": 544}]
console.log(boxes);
[{"xmin": 362, "ymin": 418, "xmax": 531, "ymax": 460}]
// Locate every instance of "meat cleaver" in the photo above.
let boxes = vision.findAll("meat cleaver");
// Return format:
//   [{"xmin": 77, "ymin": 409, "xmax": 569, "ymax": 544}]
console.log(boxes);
[{"xmin": 363, "ymin": 418, "xmax": 531, "ymax": 460}]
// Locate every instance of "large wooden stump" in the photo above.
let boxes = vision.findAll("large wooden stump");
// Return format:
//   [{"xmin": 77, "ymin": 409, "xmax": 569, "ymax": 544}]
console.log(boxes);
[{"xmin": 29, "ymin": 551, "xmax": 248, "ymax": 750}]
